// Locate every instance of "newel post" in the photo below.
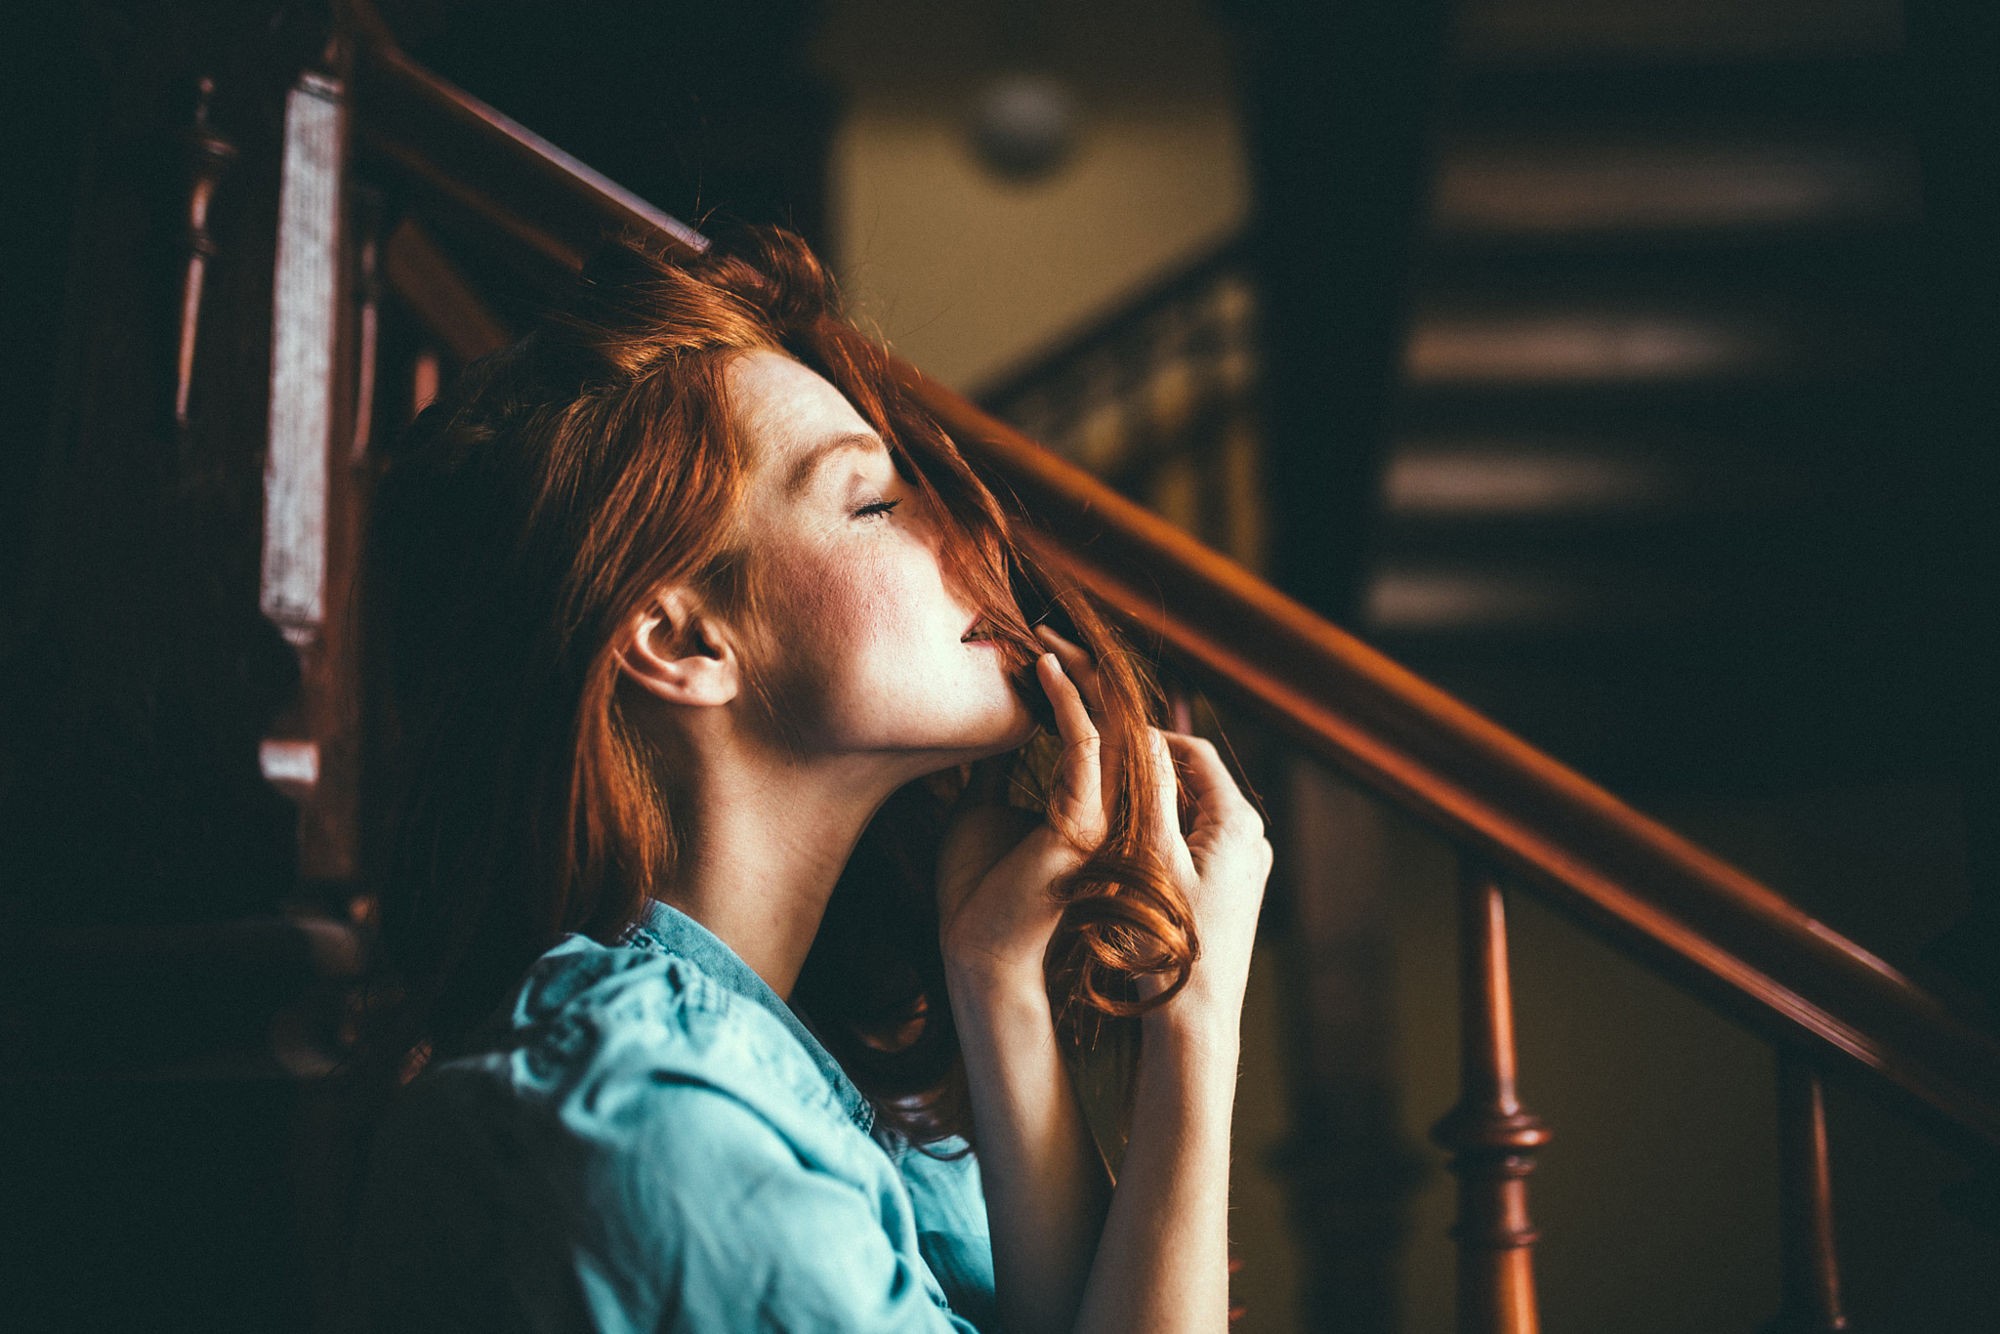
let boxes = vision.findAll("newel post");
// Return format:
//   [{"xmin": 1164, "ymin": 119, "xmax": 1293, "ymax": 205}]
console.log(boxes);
[
  {"xmin": 259, "ymin": 30, "xmax": 362, "ymax": 882},
  {"xmin": 1431, "ymin": 858, "xmax": 1550, "ymax": 1334}
]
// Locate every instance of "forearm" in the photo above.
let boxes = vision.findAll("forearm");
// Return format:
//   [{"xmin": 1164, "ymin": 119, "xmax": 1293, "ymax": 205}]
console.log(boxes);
[
  {"xmin": 1073, "ymin": 998, "xmax": 1239, "ymax": 1334},
  {"xmin": 949, "ymin": 966, "xmax": 1112, "ymax": 1334}
]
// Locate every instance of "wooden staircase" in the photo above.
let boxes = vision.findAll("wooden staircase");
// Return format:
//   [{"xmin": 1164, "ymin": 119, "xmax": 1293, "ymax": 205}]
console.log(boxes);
[
  {"xmin": 1379, "ymin": 49, "xmax": 1961, "ymax": 795},
  {"xmin": 982, "ymin": 38, "xmax": 1968, "ymax": 797}
]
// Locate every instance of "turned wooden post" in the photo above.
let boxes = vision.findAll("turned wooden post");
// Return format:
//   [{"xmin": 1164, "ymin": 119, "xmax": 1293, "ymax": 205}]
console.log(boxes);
[
  {"xmin": 349, "ymin": 185, "xmax": 384, "ymax": 467},
  {"xmin": 1771, "ymin": 1053, "xmax": 1849, "ymax": 1331},
  {"xmin": 174, "ymin": 75, "xmax": 236, "ymax": 440},
  {"xmin": 1431, "ymin": 859, "xmax": 1550, "ymax": 1334}
]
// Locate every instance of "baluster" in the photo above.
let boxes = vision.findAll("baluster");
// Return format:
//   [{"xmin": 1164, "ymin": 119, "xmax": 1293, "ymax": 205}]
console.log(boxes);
[
  {"xmin": 1431, "ymin": 858, "xmax": 1550, "ymax": 1334},
  {"xmin": 412, "ymin": 343, "xmax": 443, "ymax": 418},
  {"xmin": 1771, "ymin": 1053, "xmax": 1849, "ymax": 1331},
  {"xmin": 349, "ymin": 186, "xmax": 384, "ymax": 467},
  {"xmin": 174, "ymin": 76, "xmax": 237, "ymax": 440}
]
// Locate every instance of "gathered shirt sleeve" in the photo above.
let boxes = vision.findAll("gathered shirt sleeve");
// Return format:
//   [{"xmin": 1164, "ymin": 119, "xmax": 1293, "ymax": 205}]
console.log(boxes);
[
  {"xmin": 349, "ymin": 915, "xmax": 992, "ymax": 1333},
  {"xmin": 885, "ymin": 1136, "xmax": 999, "ymax": 1334}
]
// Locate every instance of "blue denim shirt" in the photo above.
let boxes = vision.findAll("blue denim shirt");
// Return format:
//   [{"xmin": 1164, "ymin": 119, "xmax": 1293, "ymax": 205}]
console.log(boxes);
[{"xmin": 350, "ymin": 900, "xmax": 996, "ymax": 1332}]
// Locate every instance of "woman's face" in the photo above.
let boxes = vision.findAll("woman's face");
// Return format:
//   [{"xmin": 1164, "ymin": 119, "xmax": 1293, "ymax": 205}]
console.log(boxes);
[{"xmin": 727, "ymin": 349, "xmax": 1036, "ymax": 768}]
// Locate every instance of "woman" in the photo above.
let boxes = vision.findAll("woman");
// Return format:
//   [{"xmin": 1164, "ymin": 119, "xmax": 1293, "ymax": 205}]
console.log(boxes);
[{"xmin": 349, "ymin": 226, "xmax": 1272, "ymax": 1333}]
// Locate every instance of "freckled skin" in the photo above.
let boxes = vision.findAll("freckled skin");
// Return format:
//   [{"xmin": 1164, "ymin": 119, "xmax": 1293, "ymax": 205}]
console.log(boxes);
[{"xmin": 729, "ymin": 350, "xmax": 1035, "ymax": 766}]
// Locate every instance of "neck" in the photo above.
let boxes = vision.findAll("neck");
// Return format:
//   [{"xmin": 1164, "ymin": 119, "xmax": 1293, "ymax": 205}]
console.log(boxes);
[{"xmin": 652, "ymin": 742, "xmax": 907, "ymax": 1002}]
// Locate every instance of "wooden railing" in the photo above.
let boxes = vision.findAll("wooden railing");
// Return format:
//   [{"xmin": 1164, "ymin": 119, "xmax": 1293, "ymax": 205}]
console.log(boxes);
[
  {"xmin": 975, "ymin": 236, "xmax": 1262, "ymax": 570},
  {"xmin": 327, "ymin": 14, "xmax": 2000, "ymax": 1331}
]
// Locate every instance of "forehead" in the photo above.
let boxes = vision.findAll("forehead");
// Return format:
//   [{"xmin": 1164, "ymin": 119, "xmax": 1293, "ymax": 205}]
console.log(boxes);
[{"xmin": 726, "ymin": 349, "xmax": 876, "ymax": 476}]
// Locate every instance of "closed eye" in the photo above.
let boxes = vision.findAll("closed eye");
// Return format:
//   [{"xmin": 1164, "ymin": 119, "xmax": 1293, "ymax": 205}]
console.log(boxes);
[{"xmin": 854, "ymin": 498, "xmax": 901, "ymax": 520}]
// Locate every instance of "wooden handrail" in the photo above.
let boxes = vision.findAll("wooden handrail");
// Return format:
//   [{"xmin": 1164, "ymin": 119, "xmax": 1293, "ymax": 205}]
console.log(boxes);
[
  {"xmin": 346, "ymin": 24, "xmax": 2000, "ymax": 1160},
  {"xmin": 349, "ymin": 32, "xmax": 704, "ymax": 280}
]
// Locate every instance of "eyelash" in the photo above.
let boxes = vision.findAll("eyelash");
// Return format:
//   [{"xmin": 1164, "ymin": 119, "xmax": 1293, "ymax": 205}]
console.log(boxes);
[{"xmin": 854, "ymin": 498, "xmax": 901, "ymax": 520}]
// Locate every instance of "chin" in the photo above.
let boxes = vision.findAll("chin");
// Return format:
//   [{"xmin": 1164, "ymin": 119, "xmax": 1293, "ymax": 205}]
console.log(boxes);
[
  {"xmin": 980, "ymin": 707, "xmax": 1041, "ymax": 759},
  {"xmin": 935, "ymin": 695, "xmax": 1040, "ymax": 768}
]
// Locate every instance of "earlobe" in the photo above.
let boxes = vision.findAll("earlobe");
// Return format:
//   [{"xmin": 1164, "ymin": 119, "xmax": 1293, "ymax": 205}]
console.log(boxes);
[{"xmin": 615, "ymin": 589, "xmax": 740, "ymax": 708}]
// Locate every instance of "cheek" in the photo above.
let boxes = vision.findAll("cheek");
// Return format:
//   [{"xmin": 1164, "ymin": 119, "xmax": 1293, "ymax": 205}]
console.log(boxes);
[{"xmin": 768, "ymin": 542, "xmax": 926, "ymax": 669}]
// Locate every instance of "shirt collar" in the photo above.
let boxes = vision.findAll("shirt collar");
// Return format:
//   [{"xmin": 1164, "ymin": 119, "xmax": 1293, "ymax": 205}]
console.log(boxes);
[{"xmin": 623, "ymin": 898, "xmax": 875, "ymax": 1136}]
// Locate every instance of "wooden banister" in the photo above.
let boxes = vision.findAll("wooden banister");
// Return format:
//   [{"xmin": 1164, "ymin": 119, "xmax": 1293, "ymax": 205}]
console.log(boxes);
[
  {"xmin": 380, "ymin": 219, "xmax": 510, "ymax": 365},
  {"xmin": 350, "ymin": 35, "xmax": 703, "ymax": 281},
  {"xmin": 345, "ymin": 20, "xmax": 2000, "ymax": 1164},
  {"xmin": 899, "ymin": 367, "xmax": 2000, "ymax": 1163}
]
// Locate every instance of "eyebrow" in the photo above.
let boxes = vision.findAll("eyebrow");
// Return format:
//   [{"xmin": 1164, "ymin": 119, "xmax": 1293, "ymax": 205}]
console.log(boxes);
[{"xmin": 783, "ymin": 431, "xmax": 887, "ymax": 498}]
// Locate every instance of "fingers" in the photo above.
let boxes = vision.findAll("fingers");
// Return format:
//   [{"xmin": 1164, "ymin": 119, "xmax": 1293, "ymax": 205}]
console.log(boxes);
[
  {"xmin": 1036, "ymin": 651, "xmax": 1094, "ymax": 745},
  {"xmin": 1035, "ymin": 623, "xmax": 1125, "ymax": 806},
  {"xmin": 1033, "ymin": 629, "xmax": 1253, "ymax": 870},
  {"xmin": 1036, "ymin": 653, "xmax": 1104, "ymax": 844},
  {"xmin": 1033, "ymin": 625, "xmax": 1100, "ymax": 709},
  {"xmin": 1143, "ymin": 726, "xmax": 1183, "ymax": 845},
  {"xmin": 1161, "ymin": 730, "xmax": 1260, "ymax": 841}
]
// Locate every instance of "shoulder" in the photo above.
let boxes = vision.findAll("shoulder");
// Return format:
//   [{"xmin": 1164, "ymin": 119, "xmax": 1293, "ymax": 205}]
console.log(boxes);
[
  {"xmin": 425, "ymin": 932, "xmax": 858, "ymax": 1149},
  {"xmin": 354, "ymin": 937, "xmax": 925, "ymax": 1326},
  {"xmin": 358, "ymin": 1066, "xmax": 971, "ymax": 1333},
  {"xmin": 365, "ymin": 935, "xmax": 772, "ymax": 1187},
  {"xmin": 509, "ymin": 929, "xmax": 735, "ymax": 1042},
  {"xmin": 378, "ymin": 929, "xmax": 927, "ymax": 1226}
]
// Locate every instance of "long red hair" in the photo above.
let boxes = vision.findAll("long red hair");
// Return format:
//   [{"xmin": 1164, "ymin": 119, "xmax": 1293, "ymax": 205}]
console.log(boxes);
[{"xmin": 361, "ymin": 226, "xmax": 1196, "ymax": 1142}]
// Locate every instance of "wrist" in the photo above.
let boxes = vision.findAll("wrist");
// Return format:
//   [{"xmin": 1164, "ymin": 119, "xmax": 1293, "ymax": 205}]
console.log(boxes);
[
  {"xmin": 1139, "ymin": 982, "xmax": 1243, "ymax": 1060},
  {"xmin": 944, "ymin": 954, "xmax": 1052, "ymax": 1024}
]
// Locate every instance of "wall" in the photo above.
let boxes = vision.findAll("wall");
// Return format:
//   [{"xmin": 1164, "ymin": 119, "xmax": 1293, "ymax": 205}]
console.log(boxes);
[{"xmin": 814, "ymin": 0, "xmax": 1250, "ymax": 392}]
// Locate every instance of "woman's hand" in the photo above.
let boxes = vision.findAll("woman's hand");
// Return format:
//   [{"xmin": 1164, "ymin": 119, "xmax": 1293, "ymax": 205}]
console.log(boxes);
[
  {"xmin": 938, "ymin": 642, "xmax": 1124, "ymax": 1334},
  {"xmin": 936, "ymin": 641, "xmax": 1117, "ymax": 988},
  {"xmin": 1145, "ymin": 728, "xmax": 1272, "ymax": 1031},
  {"xmin": 937, "ymin": 627, "xmax": 1273, "ymax": 1026},
  {"xmin": 940, "ymin": 626, "xmax": 1270, "ymax": 1334}
]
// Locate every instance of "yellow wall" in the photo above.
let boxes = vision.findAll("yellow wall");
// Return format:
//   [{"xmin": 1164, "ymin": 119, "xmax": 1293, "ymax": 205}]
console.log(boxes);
[{"xmin": 815, "ymin": 0, "xmax": 1250, "ymax": 392}]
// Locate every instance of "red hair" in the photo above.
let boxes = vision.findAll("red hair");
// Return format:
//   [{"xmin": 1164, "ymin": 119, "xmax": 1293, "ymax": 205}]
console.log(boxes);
[{"xmin": 361, "ymin": 226, "xmax": 1196, "ymax": 1141}]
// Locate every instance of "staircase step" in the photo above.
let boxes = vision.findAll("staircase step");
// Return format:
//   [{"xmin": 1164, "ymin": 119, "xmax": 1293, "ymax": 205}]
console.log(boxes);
[
  {"xmin": 1381, "ymin": 438, "xmax": 1685, "ymax": 518},
  {"xmin": 1361, "ymin": 560, "xmax": 1700, "ymax": 634},
  {"xmin": 1452, "ymin": 0, "xmax": 1901, "ymax": 64},
  {"xmin": 1400, "ymin": 297, "xmax": 1891, "ymax": 388},
  {"xmin": 1443, "ymin": 54, "xmax": 1909, "ymax": 128},
  {"xmin": 1429, "ymin": 130, "xmax": 1917, "ymax": 242}
]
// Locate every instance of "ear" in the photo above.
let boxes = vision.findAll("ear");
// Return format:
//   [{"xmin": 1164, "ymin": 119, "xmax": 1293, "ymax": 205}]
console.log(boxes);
[{"xmin": 615, "ymin": 586, "xmax": 740, "ymax": 708}]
